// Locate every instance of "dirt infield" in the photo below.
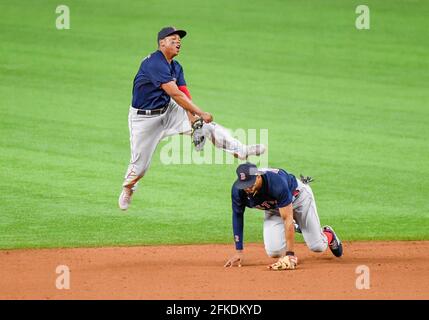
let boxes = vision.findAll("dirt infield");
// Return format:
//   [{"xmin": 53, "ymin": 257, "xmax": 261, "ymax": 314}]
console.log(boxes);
[{"xmin": 0, "ymin": 241, "xmax": 428, "ymax": 300}]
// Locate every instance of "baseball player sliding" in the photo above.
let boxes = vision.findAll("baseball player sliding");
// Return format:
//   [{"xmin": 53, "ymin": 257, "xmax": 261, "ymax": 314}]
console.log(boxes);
[
  {"xmin": 224, "ymin": 163, "xmax": 343, "ymax": 270},
  {"xmin": 119, "ymin": 27, "xmax": 265, "ymax": 210}
]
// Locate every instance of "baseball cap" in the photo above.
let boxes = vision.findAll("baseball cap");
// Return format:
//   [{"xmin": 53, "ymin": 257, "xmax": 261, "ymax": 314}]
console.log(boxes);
[
  {"xmin": 233, "ymin": 163, "xmax": 261, "ymax": 189},
  {"xmin": 157, "ymin": 26, "xmax": 187, "ymax": 42}
]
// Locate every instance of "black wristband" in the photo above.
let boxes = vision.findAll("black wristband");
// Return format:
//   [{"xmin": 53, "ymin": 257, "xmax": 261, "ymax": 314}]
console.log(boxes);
[{"xmin": 286, "ymin": 251, "xmax": 295, "ymax": 256}]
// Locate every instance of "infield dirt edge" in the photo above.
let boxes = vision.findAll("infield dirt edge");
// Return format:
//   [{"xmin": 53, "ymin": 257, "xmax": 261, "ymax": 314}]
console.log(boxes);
[{"xmin": 1, "ymin": 241, "xmax": 428, "ymax": 300}]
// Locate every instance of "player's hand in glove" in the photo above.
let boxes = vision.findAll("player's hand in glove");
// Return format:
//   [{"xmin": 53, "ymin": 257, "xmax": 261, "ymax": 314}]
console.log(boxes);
[
  {"xmin": 224, "ymin": 251, "xmax": 243, "ymax": 268},
  {"xmin": 191, "ymin": 118, "xmax": 206, "ymax": 151},
  {"xmin": 268, "ymin": 254, "xmax": 298, "ymax": 270}
]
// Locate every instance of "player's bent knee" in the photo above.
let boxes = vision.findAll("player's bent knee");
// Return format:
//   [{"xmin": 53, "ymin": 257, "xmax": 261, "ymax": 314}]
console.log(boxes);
[
  {"xmin": 266, "ymin": 248, "xmax": 286, "ymax": 258},
  {"xmin": 308, "ymin": 242, "xmax": 328, "ymax": 253}
]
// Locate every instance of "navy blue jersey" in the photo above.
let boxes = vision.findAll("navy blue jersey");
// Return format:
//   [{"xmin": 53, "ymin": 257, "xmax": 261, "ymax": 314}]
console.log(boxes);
[
  {"xmin": 131, "ymin": 50, "xmax": 186, "ymax": 110},
  {"xmin": 231, "ymin": 168, "xmax": 298, "ymax": 250}
]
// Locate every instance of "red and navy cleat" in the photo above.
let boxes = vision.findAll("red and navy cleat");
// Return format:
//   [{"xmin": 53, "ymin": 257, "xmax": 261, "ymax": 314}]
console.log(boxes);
[{"xmin": 323, "ymin": 225, "xmax": 343, "ymax": 257}]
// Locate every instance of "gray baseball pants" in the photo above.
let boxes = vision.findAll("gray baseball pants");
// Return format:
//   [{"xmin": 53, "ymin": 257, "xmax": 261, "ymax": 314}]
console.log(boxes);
[
  {"xmin": 122, "ymin": 99, "xmax": 248, "ymax": 190},
  {"xmin": 263, "ymin": 179, "xmax": 328, "ymax": 257}
]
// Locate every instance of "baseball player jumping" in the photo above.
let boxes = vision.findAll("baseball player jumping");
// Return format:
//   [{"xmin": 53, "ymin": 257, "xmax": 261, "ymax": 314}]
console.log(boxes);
[
  {"xmin": 119, "ymin": 27, "xmax": 265, "ymax": 210},
  {"xmin": 224, "ymin": 163, "xmax": 343, "ymax": 270}
]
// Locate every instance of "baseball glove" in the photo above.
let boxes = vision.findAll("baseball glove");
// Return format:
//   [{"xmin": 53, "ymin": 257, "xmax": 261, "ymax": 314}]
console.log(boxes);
[
  {"xmin": 191, "ymin": 118, "xmax": 206, "ymax": 151},
  {"xmin": 300, "ymin": 175, "xmax": 314, "ymax": 184},
  {"xmin": 268, "ymin": 255, "xmax": 298, "ymax": 271}
]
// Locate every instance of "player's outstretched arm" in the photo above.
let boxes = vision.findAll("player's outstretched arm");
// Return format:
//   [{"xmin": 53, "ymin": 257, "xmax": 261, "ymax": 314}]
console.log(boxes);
[
  {"xmin": 227, "ymin": 187, "xmax": 246, "ymax": 267},
  {"xmin": 161, "ymin": 81, "xmax": 213, "ymax": 123},
  {"xmin": 267, "ymin": 204, "xmax": 298, "ymax": 270},
  {"xmin": 279, "ymin": 204, "xmax": 295, "ymax": 253}
]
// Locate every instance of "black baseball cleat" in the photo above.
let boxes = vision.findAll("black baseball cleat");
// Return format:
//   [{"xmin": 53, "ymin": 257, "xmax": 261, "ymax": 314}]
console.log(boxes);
[{"xmin": 323, "ymin": 225, "xmax": 343, "ymax": 257}]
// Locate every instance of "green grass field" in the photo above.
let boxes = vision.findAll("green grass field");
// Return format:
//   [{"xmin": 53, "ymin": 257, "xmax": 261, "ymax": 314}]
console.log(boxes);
[{"xmin": 1, "ymin": 0, "xmax": 428, "ymax": 249}]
